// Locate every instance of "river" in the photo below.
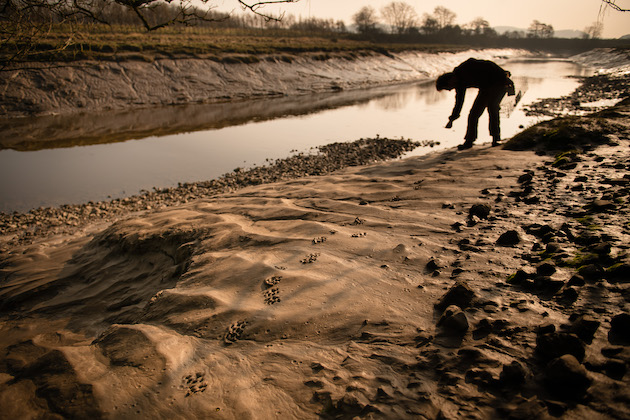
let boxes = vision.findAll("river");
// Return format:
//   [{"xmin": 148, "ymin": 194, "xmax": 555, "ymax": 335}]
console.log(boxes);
[{"xmin": 0, "ymin": 58, "xmax": 591, "ymax": 213}]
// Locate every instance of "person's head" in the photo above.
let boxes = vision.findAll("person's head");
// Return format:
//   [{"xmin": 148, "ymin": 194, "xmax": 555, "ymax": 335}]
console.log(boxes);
[{"xmin": 436, "ymin": 72, "xmax": 457, "ymax": 91}]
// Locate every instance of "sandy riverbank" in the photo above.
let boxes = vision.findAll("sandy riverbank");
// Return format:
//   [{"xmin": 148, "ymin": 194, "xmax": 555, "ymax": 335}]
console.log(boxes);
[{"xmin": 0, "ymin": 95, "xmax": 629, "ymax": 418}]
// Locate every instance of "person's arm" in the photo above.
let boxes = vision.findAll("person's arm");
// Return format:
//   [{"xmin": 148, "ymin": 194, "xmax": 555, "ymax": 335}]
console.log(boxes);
[{"xmin": 446, "ymin": 87, "xmax": 465, "ymax": 128}]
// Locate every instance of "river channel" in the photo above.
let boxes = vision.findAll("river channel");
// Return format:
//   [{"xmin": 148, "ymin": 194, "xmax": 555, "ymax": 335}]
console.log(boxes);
[{"xmin": 0, "ymin": 58, "xmax": 592, "ymax": 213}]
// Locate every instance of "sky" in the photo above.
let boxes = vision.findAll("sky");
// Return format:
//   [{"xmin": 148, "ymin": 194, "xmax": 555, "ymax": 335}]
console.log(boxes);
[{"xmin": 215, "ymin": 0, "xmax": 630, "ymax": 38}]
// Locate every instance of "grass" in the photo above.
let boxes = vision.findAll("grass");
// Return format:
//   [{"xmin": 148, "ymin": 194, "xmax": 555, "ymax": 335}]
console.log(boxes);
[{"xmin": 2, "ymin": 24, "xmax": 468, "ymax": 64}]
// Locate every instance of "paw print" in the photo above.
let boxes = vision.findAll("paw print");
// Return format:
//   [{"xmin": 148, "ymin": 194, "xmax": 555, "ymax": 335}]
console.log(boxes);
[
  {"xmin": 183, "ymin": 372, "xmax": 208, "ymax": 397},
  {"xmin": 263, "ymin": 287, "xmax": 281, "ymax": 305},
  {"xmin": 301, "ymin": 253, "xmax": 319, "ymax": 264},
  {"xmin": 224, "ymin": 320, "xmax": 247, "ymax": 345},
  {"xmin": 264, "ymin": 275, "xmax": 282, "ymax": 288}
]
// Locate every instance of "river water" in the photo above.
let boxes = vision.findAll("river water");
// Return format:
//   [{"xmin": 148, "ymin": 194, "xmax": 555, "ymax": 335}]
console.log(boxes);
[{"xmin": 0, "ymin": 58, "xmax": 591, "ymax": 213}]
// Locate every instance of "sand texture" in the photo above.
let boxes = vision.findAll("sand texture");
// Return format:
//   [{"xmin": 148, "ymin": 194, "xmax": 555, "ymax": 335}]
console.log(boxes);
[{"xmin": 1, "ymin": 100, "xmax": 630, "ymax": 418}]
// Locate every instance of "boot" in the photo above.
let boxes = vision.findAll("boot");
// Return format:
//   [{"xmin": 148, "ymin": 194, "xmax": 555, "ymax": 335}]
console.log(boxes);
[{"xmin": 457, "ymin": 140, "xmax": 473, "ymax": 150}]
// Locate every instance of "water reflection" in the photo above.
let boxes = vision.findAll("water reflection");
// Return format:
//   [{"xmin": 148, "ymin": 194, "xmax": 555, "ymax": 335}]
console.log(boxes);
[
  {"xmin": 0, "ymin": 59, "xmax": 591, "ymax": 213},
  {"xmin": 0, "ymin": 83, "xmax": 435, "ymax": 152}
]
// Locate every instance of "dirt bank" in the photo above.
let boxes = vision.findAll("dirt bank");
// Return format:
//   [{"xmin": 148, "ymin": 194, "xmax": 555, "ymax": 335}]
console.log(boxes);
[{"xmin": 0, "ymin": 48, "xmax": 523, "ymax": 118}]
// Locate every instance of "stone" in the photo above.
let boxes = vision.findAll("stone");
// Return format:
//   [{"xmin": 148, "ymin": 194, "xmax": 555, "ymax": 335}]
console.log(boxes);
[
  {"xmin": 469, "ymin": 204, "xmax": 491, "ymax": 220},
  {"xmin": 536, "ymin": 332, "xmax": 586, "ymax": 363},
  {"xmin": 544, "ymin": 355, "xmax": 591, "ymax": 399},
  {"xmin": 499, "ymin": 361, "xmax": 527, "ymax": 387},
  {"xmin": 507, "ymin": 269, "xmax": 529, "ymax": 285},
  {"xmin": 437, "ymin": 305, "xmax": 469, "ymax": 333},
  {"xmin": 578, "ymin": 264, "xmax": 604, "ymax": 282},
  {"xmin": 426, "ymin": 258, "xmax": 440, "ymax": 271},
  {"xmin": 434, "ymin": 280, "xmax": 476, "ymax": 310},
  {"xmin": 518, "ymin": 173, "xmax": 534, "ymax": 184},
  {"xmin": 606, "ymin": 262, "xmax": 630, "ymax": 283},
  {"xmin": 609, "ymin": 313, "xmax": 630, "ymax": 344},
  {"xmin": 569, "ymin": 315, "xmax": 600, "ymax": 343},
  {"xmin": 536, "ymin": 262, "xmax": 556, "ymax": 277},
  {"xmin": 497, "ymin": 230, "xmax": 521, "ymax": 246},
  {"xmin": 603, "ymin": 359, "xmax": 627, "ymax": 380}
]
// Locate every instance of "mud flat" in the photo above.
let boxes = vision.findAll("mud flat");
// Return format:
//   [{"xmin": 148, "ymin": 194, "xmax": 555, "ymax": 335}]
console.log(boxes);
[{"xmin": 1, "ymin": 92, "xmax": 629, "ymax": 418}]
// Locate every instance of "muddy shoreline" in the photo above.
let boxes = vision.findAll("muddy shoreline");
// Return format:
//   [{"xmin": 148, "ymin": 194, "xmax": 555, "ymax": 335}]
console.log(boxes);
[
  {"xmin": 0, "ymin": 97, "xmax": 628, "ymax": 418},
  {"xmin": 2, "ymin": 70, "xmax": 628, "ymax": 248}
]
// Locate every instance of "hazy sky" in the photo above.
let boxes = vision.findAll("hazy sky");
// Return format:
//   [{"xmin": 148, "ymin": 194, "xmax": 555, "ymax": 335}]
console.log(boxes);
[{"xmin": 217, "ymin": 0, "xmax": 630, "ymax": 38}]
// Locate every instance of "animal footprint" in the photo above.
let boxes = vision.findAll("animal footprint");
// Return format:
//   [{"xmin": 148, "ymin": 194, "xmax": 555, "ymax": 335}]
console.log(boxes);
[
  {"xmin": 301, "ymin": 253, "xmax": 319, "ymax": 264},
  {"xmin": 263, "ymin": 287, "xmax": 281, "ymax": 305},
  {"xmin": 183, "ymin": 372, "xmax": 208, "ymax": 397},
  {"xmin": 224, "ymin": 320, "xmax": 247, "ymax": 345},
  {"xmin": 264, "ymin": 275, "xmax": 282, "ymax": 288}
]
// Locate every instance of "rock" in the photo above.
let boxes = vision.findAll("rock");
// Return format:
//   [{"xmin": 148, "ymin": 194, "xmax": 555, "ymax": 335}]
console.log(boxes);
[
  {"xmin": 544, "ymin": 355, "xmax": 591, "ymax": 399},
  {"xmin": 608, "ymin": 313, "xmax": 630, "ymax": 344},
  {"xmin": 587, "ymin": 199, "xmax": 615, "ymax": 212},
  {"xmin": 569, "ymin": 315, "xmax": 600, "ymax": 344},
  {"xmin": 536, "ymin": 332, "xmax": 586, "ymax": 363},
  {"xmin": 536, "ymin": 262, "xmax": 556, "ymax": 277},
  {"xmin": 499, "ymin": 361, "xmax": 527, "ymax": 387},
  {"xmin": 559, "ymin": 287, "xmax": 579, "ymax": 304},
  {"xmin": 603, "ymin": 359, "xmax": 627, "ymax": 380},
  {"xmin": 497, "ymin": 230, "xmax": 521, "ymax": 246},
  {"xmin": 606, "ymin": 262, "xmax": 630, "ymax": 283},
  {"xmin": 545, "ymin": 242, "xmax": 563, "ymax": 255},
  {"xmin": 434, "ymin": 280, "xmax": 476, "ymax": 310},
  {"xmin": 507, "ymin": 269, "xmax": 530, "ymax": 285},
  {"xmin": 567, "ymin": 274, "xmax": 585, "ymax": 287},
  {"xmin": 437, "ymin": 305, "xmax": 469, "ymax": 333},
  {"xmin": 469, "ymin": 204, "xmax": 491, "ymax": 220},
  {"xmin": 426, "ymin": 258, "xmax": 441, "ymax": 271},
  {"xmin": 518, "ymin": 173, "xmax": 534, "ymax": 184},
  {"xmin": 578, "ymin": 264, "xmax": 604, "ymax": 282}
]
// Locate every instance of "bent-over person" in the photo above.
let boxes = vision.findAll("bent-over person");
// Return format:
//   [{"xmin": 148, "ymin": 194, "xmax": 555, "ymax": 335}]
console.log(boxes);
[{"xmin": 436, "ymin": 58, "xmax": 515, "ymax": 150}]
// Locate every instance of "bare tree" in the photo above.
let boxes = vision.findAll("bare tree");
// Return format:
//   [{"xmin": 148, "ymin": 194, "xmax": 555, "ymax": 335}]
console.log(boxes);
[
  {"xmin": 466, "ymin": 17, "xmax": 490, "ymax": 36},
  {"xmin": 380, "ymin": 1, "xmax": 417, "ymax": 35},
  {"xmin": 432, "ymin": 6, "xmax": 456, "ymax": 29},
  {"xmin": 528, "ymin": 20, "xmax": 554, "ymax": 38},
  {"xmin": 419, "ymin": 13, "xmax": 439, "ymax": 35},
  {"xmin": 583, "ymin": 21, "xmax": 604, "ymax": 39},
  {"xmin": 352, "ymin": 5, "xmax": 379, "ymax": 34}
]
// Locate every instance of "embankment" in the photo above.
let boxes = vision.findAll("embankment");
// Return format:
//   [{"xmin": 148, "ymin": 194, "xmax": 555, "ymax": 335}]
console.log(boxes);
[{"xmin": 1, "ymin": 48, "xmax": 524, "ymax": 118}]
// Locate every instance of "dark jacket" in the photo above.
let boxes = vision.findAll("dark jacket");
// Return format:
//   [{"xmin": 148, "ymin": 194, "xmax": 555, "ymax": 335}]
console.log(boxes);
[{"xmin": 450, "ymin": 58, "xmax": 509, "ymax": 120}]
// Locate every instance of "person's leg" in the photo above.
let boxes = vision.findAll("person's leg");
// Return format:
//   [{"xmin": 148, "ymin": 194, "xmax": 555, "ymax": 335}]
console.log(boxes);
[
  {"xmin": 462, "ymin": 90, "xmax": 489, "ymax": 148},
  {"xmin": 488, "ymin": 86, "xmax": 507, "ymax": 146}
]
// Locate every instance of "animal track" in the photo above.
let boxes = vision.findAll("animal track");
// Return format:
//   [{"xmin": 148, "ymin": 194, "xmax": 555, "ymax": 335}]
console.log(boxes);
[
  {"xmin": 183, "ymin": 372, "xmax": 208, "ymax": 397},
  {"xmin": 224, "ymin": 320, "xmax": 247, "ymax": 345},
  {"xmin": 301, "ymin": 253, "xmax": 319, "ymax": 264},
  {"xmin": 264, "ymin": 275, "xmax": 282, "ymax": 288},
  {"xmin": 263, "ymin": 287, "xmax": 281, "ymax": 305}
]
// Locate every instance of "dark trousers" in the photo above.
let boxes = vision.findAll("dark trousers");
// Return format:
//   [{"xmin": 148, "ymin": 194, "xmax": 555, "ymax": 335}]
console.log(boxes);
[{"xmin": 464, "ymin": 84, "xmax": 506, "ymax": 142}]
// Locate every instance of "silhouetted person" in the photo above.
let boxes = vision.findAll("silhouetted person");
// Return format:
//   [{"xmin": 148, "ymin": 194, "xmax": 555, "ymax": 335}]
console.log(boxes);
[{"xmin": 436, "ymin": 58, "xmax": 515, "ymax": 150}]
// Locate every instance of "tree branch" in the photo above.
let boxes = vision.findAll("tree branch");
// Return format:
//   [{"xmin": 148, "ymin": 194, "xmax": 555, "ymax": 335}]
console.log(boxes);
[
  {"xmin": 603, "ymin": 0, "xmax": 630, "ymax": 12},
  {"xmin": 237, "ymin": 0, "xmax": 298, "ymax": 21}
]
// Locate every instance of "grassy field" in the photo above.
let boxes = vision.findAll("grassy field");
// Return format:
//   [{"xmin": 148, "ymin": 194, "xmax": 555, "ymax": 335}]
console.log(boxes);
[{"xmin": 2, "ymin": 24, "xmax": 468, "ymax": 64}]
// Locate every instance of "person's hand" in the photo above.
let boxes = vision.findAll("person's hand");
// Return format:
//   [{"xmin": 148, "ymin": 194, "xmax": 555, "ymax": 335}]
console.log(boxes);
[{"xmin": 445, "ymin": 120, "xmax": 453, "ymax": 129}]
